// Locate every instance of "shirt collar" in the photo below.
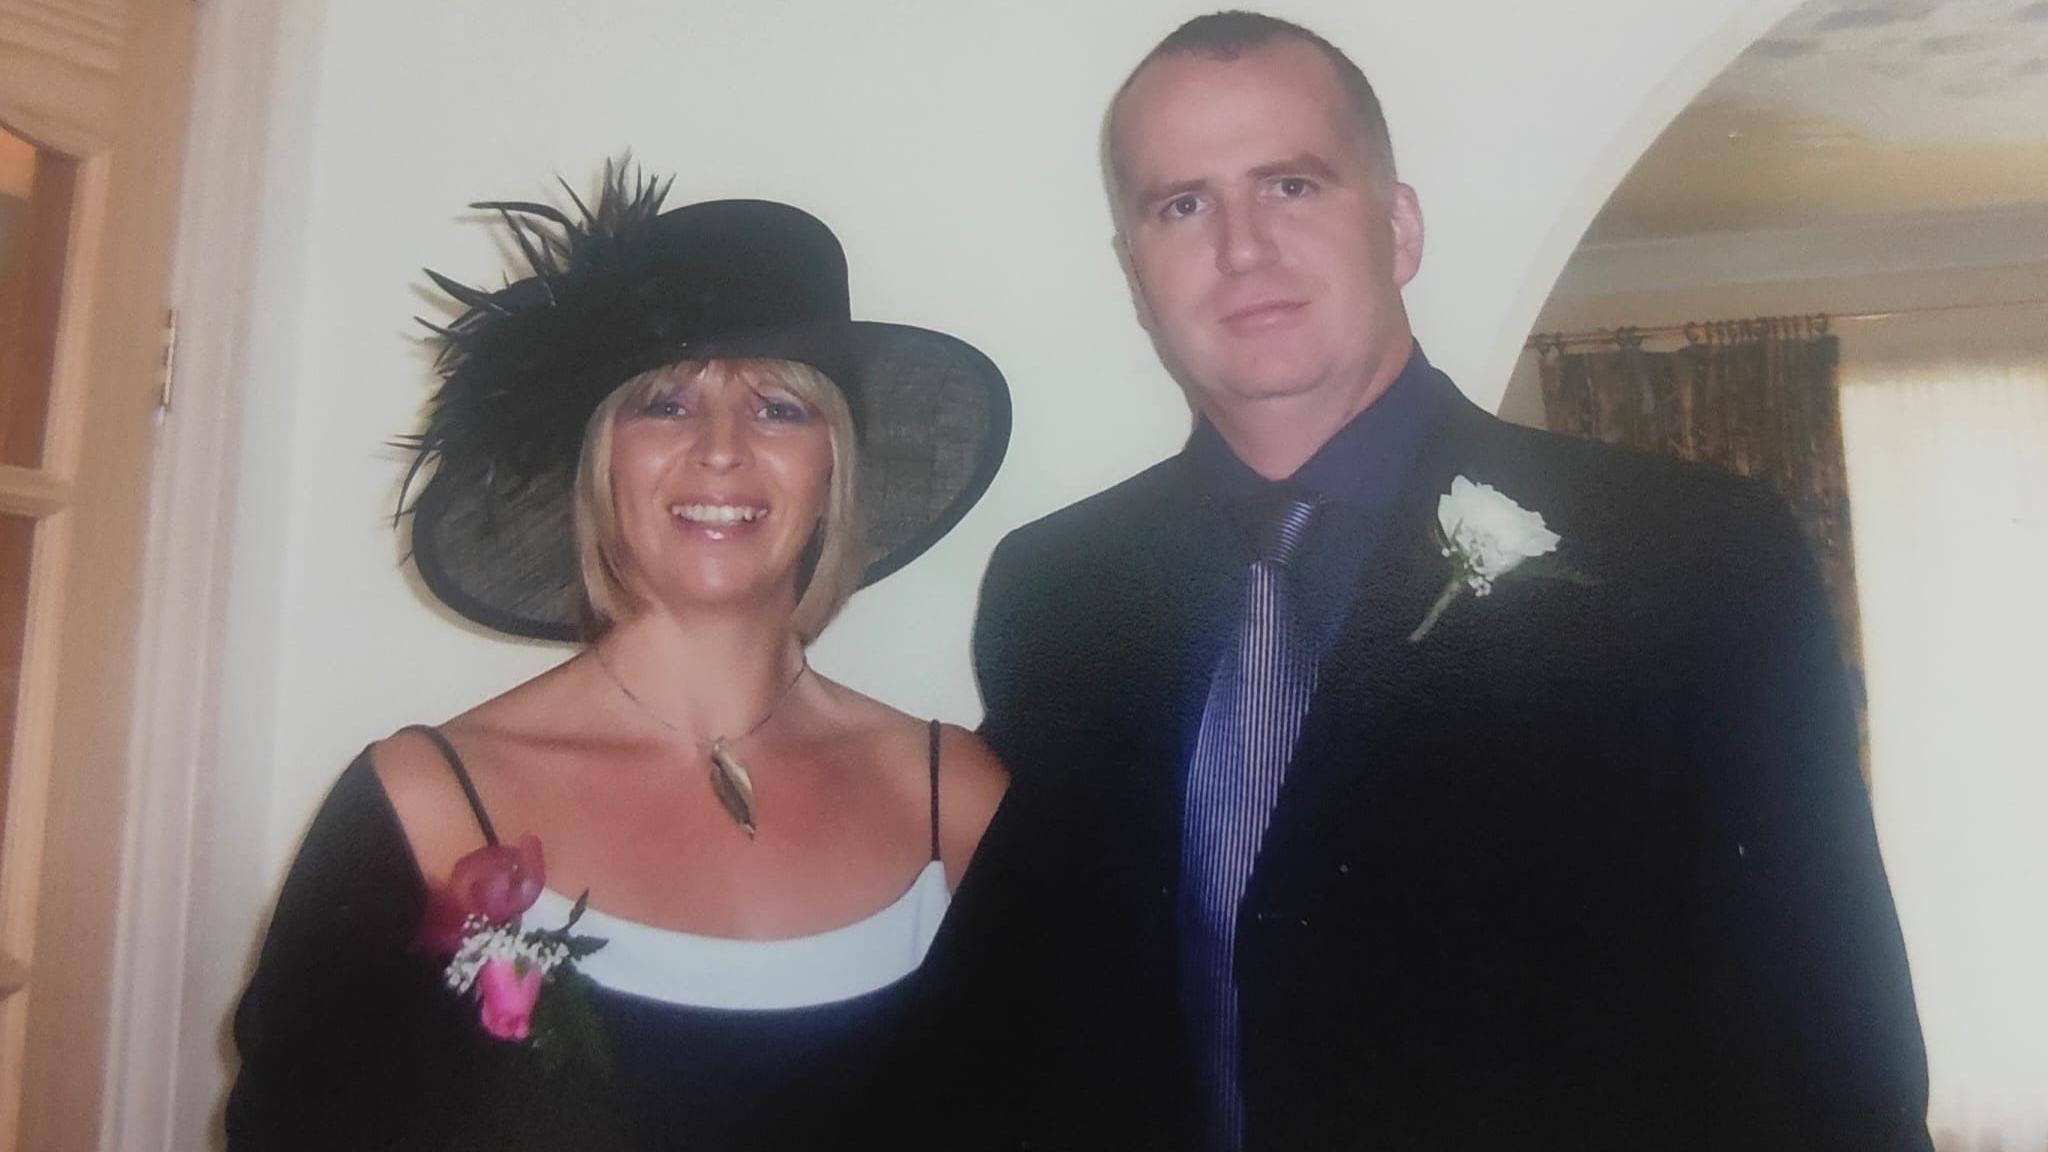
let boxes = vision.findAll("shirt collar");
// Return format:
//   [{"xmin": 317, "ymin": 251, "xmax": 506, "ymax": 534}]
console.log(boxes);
[{"xmin": 1190, "ymin": 341, "xmax": 1455, "ymax": 515}]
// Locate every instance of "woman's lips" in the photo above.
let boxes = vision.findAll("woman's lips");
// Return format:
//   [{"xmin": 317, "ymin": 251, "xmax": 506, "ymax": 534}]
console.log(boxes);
[
  {"xmin": 670, "ymin": 502, "xmax": 770, "ymax": 541},
  {"xmin": 670, "ymin": 502, "xmax": 768, "ymax": 524}
]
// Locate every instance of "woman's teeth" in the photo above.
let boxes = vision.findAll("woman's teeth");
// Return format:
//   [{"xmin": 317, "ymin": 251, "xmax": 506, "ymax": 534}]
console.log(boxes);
[{"xmin": 671, "ymin": 504, "xmax": 768, "ymax": 525}]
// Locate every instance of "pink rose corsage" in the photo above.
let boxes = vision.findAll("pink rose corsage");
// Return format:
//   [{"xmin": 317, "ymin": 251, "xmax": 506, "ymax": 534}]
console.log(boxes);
[{"xmin": 418, "ymin": 835, "xmax": 609, "ymax": 1061}]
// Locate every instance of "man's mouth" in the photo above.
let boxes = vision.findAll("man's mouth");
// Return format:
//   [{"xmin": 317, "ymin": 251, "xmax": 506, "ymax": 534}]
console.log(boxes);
[{"xmin": 1219, "ymin": 299, "xmax": 1307, "ymax": 329}]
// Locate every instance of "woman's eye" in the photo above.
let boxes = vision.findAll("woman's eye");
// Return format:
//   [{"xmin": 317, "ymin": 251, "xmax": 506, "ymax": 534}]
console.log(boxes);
[
  {"xmin": 757, "ymin": 398, "xmax": 811, "ymax": 423},
  {"xmin": 641, "ymin": 398, "xmax": 686, "ymax": 419}
]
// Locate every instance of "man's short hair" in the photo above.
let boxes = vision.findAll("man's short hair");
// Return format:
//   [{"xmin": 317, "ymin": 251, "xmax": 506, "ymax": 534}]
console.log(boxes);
[{"xmin": 1106, "ymin": 10, "xmax": 1398, "ymax": 210}]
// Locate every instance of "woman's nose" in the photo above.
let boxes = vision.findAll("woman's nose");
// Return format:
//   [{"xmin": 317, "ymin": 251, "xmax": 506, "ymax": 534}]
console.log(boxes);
[{"xmin": 692, "ymin": 406, "xmax": 751, "ymax": 471}]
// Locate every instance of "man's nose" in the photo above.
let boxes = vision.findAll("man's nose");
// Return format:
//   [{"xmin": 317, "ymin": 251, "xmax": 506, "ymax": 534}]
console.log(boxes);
[{"xmin": 1216, "ymin": 199, "xmax": 1278, "ymax": 274}]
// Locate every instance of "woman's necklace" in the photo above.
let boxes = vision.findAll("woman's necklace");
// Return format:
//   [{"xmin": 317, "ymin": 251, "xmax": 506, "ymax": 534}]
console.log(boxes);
[{"xmin": 592, "ymin": 647, "xmax": 809, "ymax": 839}]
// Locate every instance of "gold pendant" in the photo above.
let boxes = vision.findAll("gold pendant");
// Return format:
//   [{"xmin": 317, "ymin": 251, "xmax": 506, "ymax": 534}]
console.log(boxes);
[{"xmin": 708, "ymin": 738, "xmax": 758, "ymax": 838}]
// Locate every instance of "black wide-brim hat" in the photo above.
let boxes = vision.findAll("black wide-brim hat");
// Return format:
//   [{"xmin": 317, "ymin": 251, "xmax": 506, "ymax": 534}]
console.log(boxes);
[{"xmin": 403, "ymin": 166, "xmax": 1010, "ymax": 641}]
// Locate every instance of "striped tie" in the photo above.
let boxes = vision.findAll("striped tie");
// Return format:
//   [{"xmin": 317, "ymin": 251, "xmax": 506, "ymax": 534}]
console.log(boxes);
[{"xmin": 1179, "ymin": 493, "xmax": 1322, "ymax": 1152}]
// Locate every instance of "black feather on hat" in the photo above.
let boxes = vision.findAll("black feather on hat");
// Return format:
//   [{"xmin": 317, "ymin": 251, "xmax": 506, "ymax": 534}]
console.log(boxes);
[{"xmin": 399, "ymin": 160, "xmax": 1010, "ymax": 642}]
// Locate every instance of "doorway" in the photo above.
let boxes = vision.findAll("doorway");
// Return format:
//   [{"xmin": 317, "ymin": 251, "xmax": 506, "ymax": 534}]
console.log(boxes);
[
  {"xmin": 0, "ymin": 2, "xmax": 198, "ymax": 1148},
  {"xmin": 1507, "ymin": 3, "xmax": 2048, "ymax": 1146}
]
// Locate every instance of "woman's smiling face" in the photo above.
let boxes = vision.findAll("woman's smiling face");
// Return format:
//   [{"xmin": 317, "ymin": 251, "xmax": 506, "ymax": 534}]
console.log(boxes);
[{"xmin": 606, "ymin": 359, "xmax": 836, "ymax": 618}]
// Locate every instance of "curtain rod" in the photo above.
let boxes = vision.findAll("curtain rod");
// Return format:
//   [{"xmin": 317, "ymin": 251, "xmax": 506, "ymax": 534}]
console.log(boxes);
[{"xmin": 1525, "ymin": 296, "xmax": 2048, "ymax": 352}]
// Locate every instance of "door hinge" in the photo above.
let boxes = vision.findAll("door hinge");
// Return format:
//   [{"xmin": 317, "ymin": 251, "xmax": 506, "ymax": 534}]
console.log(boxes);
[{"xmin": 158, "ymin": 307, "xmax": 179, "ymax": 413}]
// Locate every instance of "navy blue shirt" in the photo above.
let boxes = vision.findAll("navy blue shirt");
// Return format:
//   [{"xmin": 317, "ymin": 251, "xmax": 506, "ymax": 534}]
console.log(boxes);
[{"xmin": 1188, "ymin": 342, "xmax": 1456, "ymax": 653}]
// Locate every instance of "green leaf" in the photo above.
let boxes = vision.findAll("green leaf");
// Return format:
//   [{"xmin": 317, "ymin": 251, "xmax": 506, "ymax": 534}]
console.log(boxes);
[{"xmin": 527, "ymin": 968, "xmax": 616, "ymax": 1082}]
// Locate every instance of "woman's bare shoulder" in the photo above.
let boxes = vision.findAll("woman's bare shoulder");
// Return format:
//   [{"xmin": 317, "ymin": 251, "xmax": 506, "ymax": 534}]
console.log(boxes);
[
  {"xmin": 934, "ymin": 724, "xmax": 1006, "ymax": 886},
  {"xmin": 374, "ymin": 653, "xmax": 656, "ymax": 887},
  {"xmin": 781, "ymin": 673, "xmax": 1006, "ymax": 882},
  {"xmin": 365, "ymin": 725, "xmax": 495, "ymax": 885},
  {"xmin": 364, "ymin": 657, "xmax": 582, "ymax": 868}
]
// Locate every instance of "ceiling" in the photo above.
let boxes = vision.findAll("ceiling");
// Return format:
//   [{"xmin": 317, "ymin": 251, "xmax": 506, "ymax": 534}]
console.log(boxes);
[{"xmin": 1585, "ymin": 0, "xmax": 2048, "ymax": 242}]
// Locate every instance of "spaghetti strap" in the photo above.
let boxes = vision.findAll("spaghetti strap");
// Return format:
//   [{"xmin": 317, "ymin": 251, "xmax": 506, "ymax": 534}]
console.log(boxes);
[
  {"xmin": 927, "ymin": 719, "xmax": 942, "ymax": 863},
  {"xmin": 400, "ymin": 724, "xmax": 500, "ymax": 847}
]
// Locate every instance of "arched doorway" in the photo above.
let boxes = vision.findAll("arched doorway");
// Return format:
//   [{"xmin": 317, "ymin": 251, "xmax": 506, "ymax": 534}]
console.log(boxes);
[{"xmin": 1508, "ymin": 5, "xmax": 2048, "ymax": 1147}]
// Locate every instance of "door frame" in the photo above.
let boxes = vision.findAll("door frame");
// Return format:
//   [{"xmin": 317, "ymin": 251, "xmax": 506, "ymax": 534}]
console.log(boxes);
[{"xmin": 99, "ymin": 1, "xmax": 283, "ymax": 1149}]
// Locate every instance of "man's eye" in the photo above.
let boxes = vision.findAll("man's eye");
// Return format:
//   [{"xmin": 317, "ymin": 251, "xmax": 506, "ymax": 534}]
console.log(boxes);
[
  {"xmin": 1273, "ymin": 177, "xmax": 1314, "ymax": 198},
  {"xmin": 1161, "ymin": 194, "xmax": 1202, "ymax": 220}
]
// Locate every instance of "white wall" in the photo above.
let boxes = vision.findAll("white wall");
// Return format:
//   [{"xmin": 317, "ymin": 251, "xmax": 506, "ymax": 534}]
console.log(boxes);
[{"xmin": 191, "ymin": 0, "xmax": 1806, "ymax": 1143}]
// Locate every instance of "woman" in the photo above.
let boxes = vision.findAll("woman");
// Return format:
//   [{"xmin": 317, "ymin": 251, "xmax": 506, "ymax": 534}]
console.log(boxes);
[{"xmin": 226, "ymin": 167, "xmax": 1012, "ymax": 1150}]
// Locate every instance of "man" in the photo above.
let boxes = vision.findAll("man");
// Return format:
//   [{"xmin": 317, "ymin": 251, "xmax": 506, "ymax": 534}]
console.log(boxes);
[{"xmin": 927, "ymin": 11, "xmax": 1931, "ymax": 1152}]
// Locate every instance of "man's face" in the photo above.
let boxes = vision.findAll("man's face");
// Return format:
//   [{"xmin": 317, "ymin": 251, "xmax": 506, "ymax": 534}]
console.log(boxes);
[{"xmin": 1113, "ymin": 40, "xmax": 1423, "ymax": 427}]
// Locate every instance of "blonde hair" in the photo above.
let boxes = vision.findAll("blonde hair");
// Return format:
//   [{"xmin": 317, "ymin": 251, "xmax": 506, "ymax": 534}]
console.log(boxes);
[{"xmin": 572, "ymin": 358, "xmax": 864, "ymax": 643}]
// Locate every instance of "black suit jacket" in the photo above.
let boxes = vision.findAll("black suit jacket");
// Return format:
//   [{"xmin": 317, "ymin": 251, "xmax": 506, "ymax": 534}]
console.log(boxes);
[{"xmin": 922, "ymin": 393, "xmax": 1931, "ymax": 1151}]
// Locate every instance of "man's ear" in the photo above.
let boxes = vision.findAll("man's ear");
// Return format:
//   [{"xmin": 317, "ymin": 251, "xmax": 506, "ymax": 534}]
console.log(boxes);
[
  {"xmin": 1389, "ymin": 181, "xmax": 1424, "ymax": 289},
  {"xmin": 1114, "ymin": 230, "xmax": 1158, "ymax": 333}
]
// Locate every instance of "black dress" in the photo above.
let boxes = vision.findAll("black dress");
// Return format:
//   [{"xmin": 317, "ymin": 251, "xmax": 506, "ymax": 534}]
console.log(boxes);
[{"xmin": 226, "ymin": 725, "xmax": 951, "ymax": 1151}]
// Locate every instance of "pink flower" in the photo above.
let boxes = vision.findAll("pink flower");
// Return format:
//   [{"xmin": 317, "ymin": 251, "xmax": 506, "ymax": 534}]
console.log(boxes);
[
  {"xmin": 476, "ymin": 958, "xmax": 545, "ymax": 1041},
  {"xmin": 449, "ymin": 834, "xmax": 546, "ymax": 924}
]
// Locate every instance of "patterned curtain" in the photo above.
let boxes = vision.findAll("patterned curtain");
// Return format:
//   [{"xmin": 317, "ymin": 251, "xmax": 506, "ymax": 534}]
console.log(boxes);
[{"xmin": 1536, "ymin": 318, "xmax": 1865, "ymax": 696}]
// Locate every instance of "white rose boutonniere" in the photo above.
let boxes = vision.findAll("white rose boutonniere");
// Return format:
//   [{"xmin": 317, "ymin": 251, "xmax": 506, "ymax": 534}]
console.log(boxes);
[{"xmin": 1407, "ymin": 476, "xmax": 1563, "ymax": 643}]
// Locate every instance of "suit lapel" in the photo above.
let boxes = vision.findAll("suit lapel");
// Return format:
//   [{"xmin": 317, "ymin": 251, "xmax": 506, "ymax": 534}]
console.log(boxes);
[
  {"xmin": 1108, "ymin": 453, "xmax": 1240, "ymax": 861},
  {"xmin": 1256, "ymin": 399, "xmax": 1499, "ymax": 862},
  {"xmin": 1135, "ymin": 407, "xmax": 1580, "ymax": 896}
]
